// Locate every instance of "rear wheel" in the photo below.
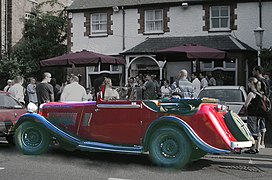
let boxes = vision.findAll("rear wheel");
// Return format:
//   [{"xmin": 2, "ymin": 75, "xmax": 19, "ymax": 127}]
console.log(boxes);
[
  {"xmin": 15, "ymin": 121, "xmax": 50, "ymax": 155},
  {"xmin": 149, "ymin": 126, "xmax": 192, "ymax": 168}
]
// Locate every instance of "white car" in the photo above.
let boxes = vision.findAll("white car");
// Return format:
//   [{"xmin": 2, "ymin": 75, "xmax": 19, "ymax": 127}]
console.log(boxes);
[{"xmin": 198, "ymin": 86, "xmax": 248, "ymax": 122}]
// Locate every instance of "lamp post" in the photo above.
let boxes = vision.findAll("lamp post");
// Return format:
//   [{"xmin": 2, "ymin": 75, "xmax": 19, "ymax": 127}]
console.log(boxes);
[{"xmin": 254, "ymin": 27, "xmax": 264, "ymax": 66}]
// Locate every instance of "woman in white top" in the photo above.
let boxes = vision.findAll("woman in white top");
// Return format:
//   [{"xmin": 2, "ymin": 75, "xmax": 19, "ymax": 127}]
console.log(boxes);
[
  {"xmin": 103, "ymin": 78, "xmax": 119, "ymax": 100},
  {"xmin": 160, "ymin": 80, "xmax": 172, "ymax": 98}
]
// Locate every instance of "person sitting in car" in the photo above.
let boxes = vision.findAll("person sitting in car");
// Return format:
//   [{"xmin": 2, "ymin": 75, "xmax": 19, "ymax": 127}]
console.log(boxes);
[{"xmin": 103, "ymin": 78, "xmax": 119, "ymax": 100}]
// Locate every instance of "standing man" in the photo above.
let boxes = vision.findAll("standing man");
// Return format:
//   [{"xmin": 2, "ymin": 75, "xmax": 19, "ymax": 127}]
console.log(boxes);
[
  {"xmin": 60, "ymin": 74, "xmax": 87, "ymax": 101},
  {"xmin": 8, "ymin": 76, "xmax": 25, "ymax": 104},
  {"xmin": 27, "ymin": 77, "xmax": 38, "ymax": 105},
  {"xmin": 142, "ymin": 74, "xmax": 156, "ymax": 100},
  {"xmin": 207, "ymin": 72, "xmax": 216, "ymax": 86},
  {"xmin": 172, "ymin": 69, "xmax": 194, "ymax": 99},
  {"xmin": 36, "ymin": 72, "xmax": 54, "ymax": 106},
  {"xmin": 252, "ymin": 66, "xmax": 270, "ymax": 148},
  {"xmin": 191, "ymin": 73, "xmax": 201, "ymax": 97},
  {"xmin": 199, "ymin": 73, "xmax": 208, "ymax": 89}
]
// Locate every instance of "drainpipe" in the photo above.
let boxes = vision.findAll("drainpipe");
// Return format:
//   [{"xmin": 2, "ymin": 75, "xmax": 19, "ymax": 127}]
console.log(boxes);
[
  {"xmin": 0, "ymin": 0, "xmax": 2, "ymax": 58},
  {"xmin": 259, "ymin": 0, "xmax": 262, "ymax": 28},
  {"xmin": 122, "ymin": 6, "xmax": 125, "ymax": 50}
]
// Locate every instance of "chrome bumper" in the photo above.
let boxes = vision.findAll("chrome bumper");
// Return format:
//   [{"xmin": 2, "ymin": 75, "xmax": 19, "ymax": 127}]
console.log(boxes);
[{"xmin": 231, "ymin": 141, "xmax": 253, "ymax": 149}]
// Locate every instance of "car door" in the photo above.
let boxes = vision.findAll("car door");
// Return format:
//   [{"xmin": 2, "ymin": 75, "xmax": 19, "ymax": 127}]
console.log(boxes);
[
  {"xmin": 89, "ymin": 100, "xmax": 142, "ymax": 145},
  {"xmin": 0, "ymin": 93, "xmax": 26, "ymax": 134}
]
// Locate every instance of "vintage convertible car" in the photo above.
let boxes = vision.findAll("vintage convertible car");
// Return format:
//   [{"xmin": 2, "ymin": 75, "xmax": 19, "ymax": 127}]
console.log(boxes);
[{"xmin": 14, "ymin": 96, "xmax": 253, "ymax": 168}]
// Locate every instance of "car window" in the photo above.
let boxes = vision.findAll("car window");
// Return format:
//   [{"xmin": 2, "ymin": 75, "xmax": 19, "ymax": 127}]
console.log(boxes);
[
  {"xmin": 0, "ymin": 94, "xmax": 22, "ymax": 108},
  {"xmin": 198, "ymin": 89, "xmax": 244, "ymax": 102}
]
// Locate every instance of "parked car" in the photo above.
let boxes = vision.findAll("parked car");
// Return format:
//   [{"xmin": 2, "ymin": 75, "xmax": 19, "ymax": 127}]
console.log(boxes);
[
  {"xmin": 14, "ymin": 95, "xmax": 253, "ymax": 168},
  {"xmin": 198, "ymin": 86, "xmax": 248, "ymax": 122},
  {"xmin": 0, "ymin": 91, "xmax": 27, "ymax": 144}
]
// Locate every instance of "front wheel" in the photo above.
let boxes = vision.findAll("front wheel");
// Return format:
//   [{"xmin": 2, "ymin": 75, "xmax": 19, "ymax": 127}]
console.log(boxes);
[
  {"xmin": 149, "ymin": 126, "xmax": 192, "ymax": 168},
  {"xmin": 15, "ymin": 121, "xmax": 50, "ymax": 155}
]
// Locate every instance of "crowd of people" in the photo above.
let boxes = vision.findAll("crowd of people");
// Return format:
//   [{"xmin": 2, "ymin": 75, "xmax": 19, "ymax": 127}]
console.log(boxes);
[
  {"xmin": 3, "ymin": 72, "xmax": 89, "ymax": 107},
  {"xmin": 118, "ymin": 69, "xmax": 217, "ymax": 101},
  {"xmin": 243, "ymin": 66, "xmax": 272, "ymax": 154},
  {"xmin": 1, "ymin": 69, "xmax": 223, "ymax": 105}
]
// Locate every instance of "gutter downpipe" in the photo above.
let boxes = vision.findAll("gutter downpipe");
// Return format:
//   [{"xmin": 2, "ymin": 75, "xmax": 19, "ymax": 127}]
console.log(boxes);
[
  {"xmin": 122, "ymin": 6, "xmax": 125, "ymax": 50},
  {"xmin": 259, "ymin": 0, "xmax": 262, "ymax": 28}
]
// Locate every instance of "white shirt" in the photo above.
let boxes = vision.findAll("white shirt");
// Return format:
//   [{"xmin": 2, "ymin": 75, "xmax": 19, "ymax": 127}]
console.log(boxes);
[
  {"xmin": 160, "ymin": 86, "xmax": 171, "ymax": 98},
  {"xmin": 27, "ymin": 83, "xmax": 38, "ymax": 103},
  {"xmin": 192, "ymin": 78, "xmax": 201, "ymax": 97},
  {"xmin": 200, "ymin": 78, "xmax": 208, "ymax": 89},
  {"xmin": 60, "ymin": 82, "xmax": 87, "ymax": 101},
  {"xmin": 8, "ymin": 83, "xmax": 25, "ymax": 103}
]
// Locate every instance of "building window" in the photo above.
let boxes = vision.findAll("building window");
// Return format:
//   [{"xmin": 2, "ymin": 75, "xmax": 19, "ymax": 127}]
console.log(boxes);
[
  {"xmin": 202, "ymin": 3, "xmax": 237, "ymax": 32},
  {"xmin": 91, "ymin": 13, "xmax": 107, "ymax": 36},
  {"xmin": 145, "ymin": 9, "xmax": 163, "ymax": 33},
  {"xmin": 138, "ymin": 7, "xmax": 169, "ymax": 34},
  {"xmin": 210, "ymin": 6, "xmax": 229, "ymax": 30}
]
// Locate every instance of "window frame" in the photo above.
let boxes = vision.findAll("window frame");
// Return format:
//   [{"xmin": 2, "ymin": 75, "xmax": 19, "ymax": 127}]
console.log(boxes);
[
  {"xmin": 90, "ymin": 13, "xmax": 108, "ymax": 36},
  {"xmin": 209, "ymin": 6, "xmax": 230, "ymax": 31},
  {"xmin": 144, "ymin": 9, "xmax": 164, "ymax": 34}
]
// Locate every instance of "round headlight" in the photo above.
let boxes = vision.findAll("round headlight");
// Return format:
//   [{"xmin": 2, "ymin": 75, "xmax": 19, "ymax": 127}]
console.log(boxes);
[{"xmin": 27, "ymin": 102, "xmax": 38, "ymax": 113}]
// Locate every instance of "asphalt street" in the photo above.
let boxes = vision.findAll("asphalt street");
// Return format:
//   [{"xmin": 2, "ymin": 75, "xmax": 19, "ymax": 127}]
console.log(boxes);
[{"xmin": 1, "ymin": 138, "xmax": 272, "ymax": 180}]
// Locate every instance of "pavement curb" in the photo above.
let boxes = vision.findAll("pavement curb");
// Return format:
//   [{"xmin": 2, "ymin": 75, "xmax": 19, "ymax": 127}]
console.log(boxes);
[{"xmin": 205, "ymin": 154, "xmax": 272, "ymax": 162}]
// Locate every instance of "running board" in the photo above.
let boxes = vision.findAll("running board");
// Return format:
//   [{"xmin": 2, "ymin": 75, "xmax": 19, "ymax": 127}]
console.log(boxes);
[{"xmin": 77, "ymin": 141, "xmax": 144, "ymax": 154}]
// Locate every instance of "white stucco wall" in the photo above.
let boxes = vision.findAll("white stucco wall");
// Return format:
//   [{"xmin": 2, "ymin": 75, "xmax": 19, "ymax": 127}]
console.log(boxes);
[
  {"xmin": 234, "ymin": 2, "xmax": 272, "ymax": 50},
  {"xmin": 69, "ymin": 1, "xmax": 272, "ymax": 85},
  {"xmin": 167, "ymin": 5, "xmax": 205, "ymax": 36},
  {"xmin": 70, "ymin": 2, "xmax": 272, "ymax": 55}
]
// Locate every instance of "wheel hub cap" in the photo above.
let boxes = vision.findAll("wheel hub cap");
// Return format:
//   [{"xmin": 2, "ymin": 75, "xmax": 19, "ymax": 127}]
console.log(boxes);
[
  {"xmin": 160, "ymin": 139, "xmax": 178, "ymax": 158},
  {"xmin": 22, "ymin": 128, "xmax": 42, "ymax": 148}
]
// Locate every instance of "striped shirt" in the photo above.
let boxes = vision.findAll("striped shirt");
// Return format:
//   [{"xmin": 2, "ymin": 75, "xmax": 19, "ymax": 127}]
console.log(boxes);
[{"xmin": 172, "ymin": 79, "xmax": 195, "ymax": 99}]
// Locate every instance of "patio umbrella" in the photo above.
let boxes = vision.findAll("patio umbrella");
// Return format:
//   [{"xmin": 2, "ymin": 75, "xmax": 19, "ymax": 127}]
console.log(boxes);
[
  {"xmin": 40, "ymin": 50, "xmax": 125, "ymax": 67},
  {"xmin": 156, "ymin": 44, "xmax": 226, "ymax": 59}
]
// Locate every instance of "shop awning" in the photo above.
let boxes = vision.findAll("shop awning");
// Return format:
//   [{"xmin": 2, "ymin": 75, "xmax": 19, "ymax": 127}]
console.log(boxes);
[
  {"xmin": 156, "ymin": 44, "xmax": 226, "ymax": 59},
  {"xmin": 40, "ymin": 50, "xmax": 125, "ymax": 67}
]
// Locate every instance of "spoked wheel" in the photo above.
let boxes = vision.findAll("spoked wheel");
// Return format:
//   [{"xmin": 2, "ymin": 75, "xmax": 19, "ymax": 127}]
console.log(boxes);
[
  {"xmin": 149, "ymin": 126, "xmax": 192, "ymax": 168},
  {"xmin": 15, "ymin": 121, "xmax": 50, "ymax": 155}
]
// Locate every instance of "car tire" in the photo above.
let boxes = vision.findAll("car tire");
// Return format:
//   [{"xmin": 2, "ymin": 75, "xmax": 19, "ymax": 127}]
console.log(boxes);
[
  {"xmin": 15, "ymin": 121, "xmax": 50, "ymax": 155},
  {"xmin": 224, "ymin": 111, "xmax": 253, "ymax": 142},
  {"xmin": 149, "ymin": 126, "xmax": 192, "ymax": 168},
  {"xmin": 6, "ymin": 135, "xmax": 14, "ymax": 145}
]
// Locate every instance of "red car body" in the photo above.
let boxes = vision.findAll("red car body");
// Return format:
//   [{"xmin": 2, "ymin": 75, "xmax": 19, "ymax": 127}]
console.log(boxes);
[
  {"xmin": 0, "ymin": 91, "xmax": 26, "ymax": 143},
  {"xmin": 14, "ymin": 97, "xmax": 253, "ymax": 168}
]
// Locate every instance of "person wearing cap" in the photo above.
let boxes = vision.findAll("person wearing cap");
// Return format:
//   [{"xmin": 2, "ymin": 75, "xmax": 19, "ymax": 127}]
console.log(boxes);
[{"xmin": 3, "ymin": 79, "xmax": 13, "ymax": 92}]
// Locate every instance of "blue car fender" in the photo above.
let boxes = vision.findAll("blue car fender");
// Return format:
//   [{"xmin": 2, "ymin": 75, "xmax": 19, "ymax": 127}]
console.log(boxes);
[
  {"xmin": 14, "ymin": 113, "xmax": 81, "ymax": 145},
  {"xmin": 143, "ymin": 116, "xmax": 230, "ymax": 154}
]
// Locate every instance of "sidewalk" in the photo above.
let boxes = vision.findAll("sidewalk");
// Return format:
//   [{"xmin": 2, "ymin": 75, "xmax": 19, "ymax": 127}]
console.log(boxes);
[{"xmin": 206, "ymin": 147, "xmax": 272, "ymax": 162}]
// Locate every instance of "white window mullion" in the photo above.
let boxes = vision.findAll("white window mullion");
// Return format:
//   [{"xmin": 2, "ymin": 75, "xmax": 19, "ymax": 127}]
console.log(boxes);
[
  {"xmin": 91, "ymin": 13, "xmax": 107, "ymax": 36},
  {"xmin": 145, "ymin": 9, "xmax": 163, "ymax": 33},
  {"xmin": 210, "ymin": 6, "xmax": 230, "ymax": 30}
]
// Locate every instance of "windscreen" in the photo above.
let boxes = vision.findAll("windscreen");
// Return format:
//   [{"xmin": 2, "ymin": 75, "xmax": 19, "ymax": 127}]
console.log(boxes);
[{"xmin": 198, "ymin": 89, "xmax": 244, "ymax": 102}]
